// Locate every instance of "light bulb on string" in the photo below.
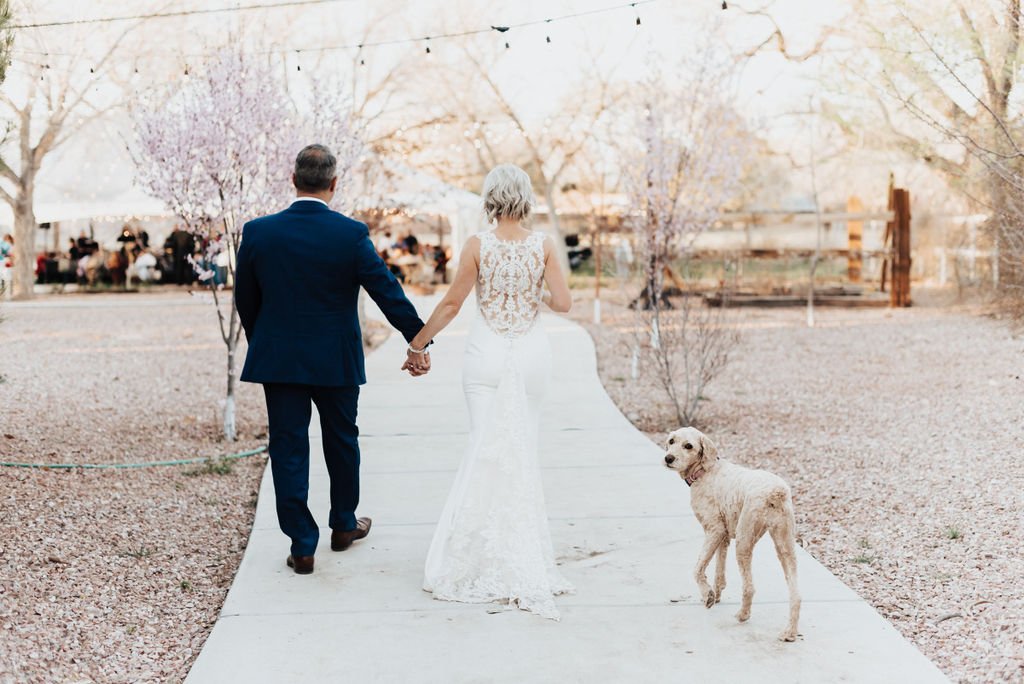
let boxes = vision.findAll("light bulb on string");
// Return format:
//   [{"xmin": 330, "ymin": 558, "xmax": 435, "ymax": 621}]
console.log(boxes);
[
  {"xmin": 546, "ymin": 35, "xmax": 551, "ymax": 44},
  {"xmin": 721, "ymin": 1, "xmax": 728, "ymax": 8},
  {"xmin": 632, "ymin": 2, "xmax": 641, "ymax": 25},
  {"xmin": 425, "ymin": 37, "xmax": 431, "ymax": 55}
]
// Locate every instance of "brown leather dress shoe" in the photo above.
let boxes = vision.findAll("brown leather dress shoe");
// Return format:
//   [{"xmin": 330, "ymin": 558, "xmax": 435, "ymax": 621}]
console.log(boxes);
[
  {"xmin": 331, "ymin": 517, "xmax": 372, "ymax": 551},
  {"xmin": 286, "ymin": 554, "xmax": 315, "ymax": 575}
]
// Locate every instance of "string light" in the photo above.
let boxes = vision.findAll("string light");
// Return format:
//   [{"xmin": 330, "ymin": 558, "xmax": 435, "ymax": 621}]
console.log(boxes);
[
  {"xmin": 12, "ymin": 0, "xmax": 663, "ymax": 74},
  {"xmin": 8, "ymin": 0, "xmax": 360, "ymax": 30}
]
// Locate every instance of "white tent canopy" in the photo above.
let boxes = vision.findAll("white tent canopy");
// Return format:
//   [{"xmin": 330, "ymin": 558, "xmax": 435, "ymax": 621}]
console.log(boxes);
[
  {"xmin": 0, "ymin": 187, "xmax": 173, "ymax": 226},
  {"xmin": 4, "ymin": 157, "xmax": 485, "ymax": 257}
]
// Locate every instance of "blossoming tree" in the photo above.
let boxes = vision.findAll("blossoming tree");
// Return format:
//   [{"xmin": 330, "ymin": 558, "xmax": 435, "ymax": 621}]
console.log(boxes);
[
  {"xmin": 131, "ymin": 50, "xmax": 361, "ymax": 441},
  {"xmin": 623, "ymin": 51, "xmax": 747, "ymax": 426}
]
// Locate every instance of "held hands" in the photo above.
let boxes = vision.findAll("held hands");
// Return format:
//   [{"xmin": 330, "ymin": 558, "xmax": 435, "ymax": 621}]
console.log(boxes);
[{"xmin": 401, "ymin": 346, "xmax": 431, "ymax": 377}]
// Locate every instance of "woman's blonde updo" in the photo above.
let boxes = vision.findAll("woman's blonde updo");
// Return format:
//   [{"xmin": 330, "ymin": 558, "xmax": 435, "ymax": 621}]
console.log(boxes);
[{"xmin": 482, "ymin": 164, "xmax": 534, "ymax": 223}]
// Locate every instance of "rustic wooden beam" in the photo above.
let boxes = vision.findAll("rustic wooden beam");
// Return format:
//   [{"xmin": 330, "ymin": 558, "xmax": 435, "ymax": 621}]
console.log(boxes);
[{"xmin": 847, "ymin": 196, "xmax": 864, "ymax": 283}]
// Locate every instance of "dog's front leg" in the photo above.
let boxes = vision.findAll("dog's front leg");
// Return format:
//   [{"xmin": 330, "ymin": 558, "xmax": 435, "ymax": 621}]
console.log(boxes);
[
  {"xmin": 713, "ymin": 539, "xmax": 728, "ymax": 603},
  {"xmin": 694, "ymin": 530, "xmax": 726, "ymax": 609}
]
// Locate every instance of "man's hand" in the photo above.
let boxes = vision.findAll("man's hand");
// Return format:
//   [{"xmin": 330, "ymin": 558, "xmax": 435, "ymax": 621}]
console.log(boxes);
[{"xmin": 401, "ymin": 348, "xmax": 431, "ymax": 377}]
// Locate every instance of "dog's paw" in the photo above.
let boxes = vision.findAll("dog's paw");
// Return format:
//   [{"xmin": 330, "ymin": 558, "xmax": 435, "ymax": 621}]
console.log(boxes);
[
  {"xmin": 735, "ymin": 609, "xmax": 750, "ymax": 623},
  {"xmin": 703, "ymin": 590, "xmax": 717, "ymax": 609},
  {"xmin": 713, "ymin": 586, "xmax": 725, "ymax": 603},
  {"xmin": 778, "ymin": 630, "xmax": 797, "ymax": 642}
]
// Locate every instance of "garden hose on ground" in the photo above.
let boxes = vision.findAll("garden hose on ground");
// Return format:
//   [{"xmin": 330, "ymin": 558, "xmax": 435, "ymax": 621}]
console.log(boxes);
[{"xmin": 0, "ymin": 446, "xmax": 268, "ymax": 470}]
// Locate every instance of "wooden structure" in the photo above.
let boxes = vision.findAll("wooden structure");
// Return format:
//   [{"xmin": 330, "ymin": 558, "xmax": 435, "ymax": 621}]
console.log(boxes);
[
  {"xmin": 880, "ymin": 179, "xmax": 912, "ymax": 307},
  {"xmin": 847, "ymin": 196, "xmax": 864, "ymax": 282}
]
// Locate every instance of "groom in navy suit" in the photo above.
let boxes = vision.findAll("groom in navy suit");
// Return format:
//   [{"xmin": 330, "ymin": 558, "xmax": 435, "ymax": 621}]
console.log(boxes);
[{"xmin": 235, "ymin": 144, "xmax": 430, "ymax": 575}]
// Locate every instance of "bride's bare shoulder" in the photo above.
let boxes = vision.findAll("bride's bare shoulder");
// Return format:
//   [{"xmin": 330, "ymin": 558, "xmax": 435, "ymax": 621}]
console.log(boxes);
[{"xmin": 461, "ymin": 234, "xmax": 484, "ymax": 261}]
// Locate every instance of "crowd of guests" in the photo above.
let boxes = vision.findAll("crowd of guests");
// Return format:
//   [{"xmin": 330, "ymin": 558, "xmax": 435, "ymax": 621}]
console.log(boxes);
[
  {"xmin": 6, "ymin": 223, "xmax": 453, "ymax": 292},
  {"xmin": 0, "ymin": 233, "xmax": 13, "ymax": 295},
  {"xmin": 27, "ymin": 224, "xmax": 225, "ymax": 288},
  {"xmin": 376, "ymin": 230, "xmax": 450, "ymax": 286},
  {"xmin": 32, "ymin": 226, "xmax": 152, "ymax": 286}
]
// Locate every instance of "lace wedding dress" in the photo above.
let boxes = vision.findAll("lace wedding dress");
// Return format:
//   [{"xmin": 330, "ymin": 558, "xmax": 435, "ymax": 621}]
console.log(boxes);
[{"xmin": 423, "ymin": 230, "xmax": 573, "ymax": 620}]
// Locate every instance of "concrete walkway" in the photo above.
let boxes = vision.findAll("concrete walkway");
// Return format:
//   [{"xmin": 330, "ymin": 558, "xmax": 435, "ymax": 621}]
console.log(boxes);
[{"xmin": 187, "ymin": 300, "xmax": 947, "ymax": 683}]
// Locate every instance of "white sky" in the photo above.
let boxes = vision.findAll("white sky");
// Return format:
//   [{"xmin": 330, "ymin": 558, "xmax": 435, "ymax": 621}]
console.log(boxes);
[{"xmin": 2, "ymin": 0, "xmax": 883, "ymax": 223}]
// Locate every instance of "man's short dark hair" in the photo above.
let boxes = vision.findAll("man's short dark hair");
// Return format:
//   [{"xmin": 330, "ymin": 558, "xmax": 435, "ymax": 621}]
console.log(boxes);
[{"xmin": 294, "ymin": 144, "xmax": 337, "ymax": 192}]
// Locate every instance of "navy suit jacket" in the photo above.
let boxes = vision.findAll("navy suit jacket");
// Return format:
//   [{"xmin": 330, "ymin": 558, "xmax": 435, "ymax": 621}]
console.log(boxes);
[{"xmin": 234, "ymin": 200, "xmax": 425, "ymax": 386}]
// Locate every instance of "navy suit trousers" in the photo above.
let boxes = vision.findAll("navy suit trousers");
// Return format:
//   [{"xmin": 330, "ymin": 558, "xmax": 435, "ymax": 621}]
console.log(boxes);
[{"xmin": 263, "ymin": 383, "xmax": 361, "ymax": 557}]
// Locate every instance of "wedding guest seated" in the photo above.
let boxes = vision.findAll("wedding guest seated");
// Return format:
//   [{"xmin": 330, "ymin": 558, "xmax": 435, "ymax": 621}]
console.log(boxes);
[
  {"xmin": 1, "ymin": 233, "xmax": 13, "ymax": 265},
  {"xmin": 434, "ymin": 245, "xmax": 451, "ymax": 283},
  {"xmin": 35, "ymin": 252, "xmax": 63, "ymax": 284},
  {"xmin": 35, "ymin": 252, "xmax": 48, "ymax": 283},
  {"xmin": 134, "ymin": 250, "xmax": 159, "ymax": 282},
  {"xmin": 107, "ymin": 248, "xmax": 128, "ymax": 286},
  {"xmin": 58, "ymin": 254, "xmax": 75, "ymax": 283},
  {"xmin": 375, "ymin": 230, "xmax": 394, "ymax": 256}
]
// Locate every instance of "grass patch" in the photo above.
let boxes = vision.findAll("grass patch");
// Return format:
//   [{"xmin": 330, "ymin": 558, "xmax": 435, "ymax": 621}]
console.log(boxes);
[
  {"xmin": 186, "ymin": 458, "xmax": 234, "ymax": 477},
  {"xmin": 179, "ymin": 580, "xmax": 193, "ymax": 592},
  {"xmin": 852, "ymin": 554, "xmax": 874, "ymax": 564},
  {"xmin": 857, "ymin": 538, "xmax": 871, "ymax": 549},
  {"xmin": 945, "ymin": 526, "xmax": 962, "ymax": 540},
  {"xmin": 120, "ymin": 545, "xmax": 153, "ymax": 559}
]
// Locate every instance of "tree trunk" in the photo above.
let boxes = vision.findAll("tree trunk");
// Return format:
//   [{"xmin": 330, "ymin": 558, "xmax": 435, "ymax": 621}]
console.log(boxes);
[
  {"xmin": 224, "ymin": 343, "xmax": 238, "ymax": 442},
  {"xmin": 11, "ymin": 189, "xmax": 36, "ymax": 301}
]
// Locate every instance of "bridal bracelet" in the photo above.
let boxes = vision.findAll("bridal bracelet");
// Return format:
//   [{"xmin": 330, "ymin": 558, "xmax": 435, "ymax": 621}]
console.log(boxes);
[{"xmin": 408, "ymin": 343, "xmax": 429, "ymax": 354}]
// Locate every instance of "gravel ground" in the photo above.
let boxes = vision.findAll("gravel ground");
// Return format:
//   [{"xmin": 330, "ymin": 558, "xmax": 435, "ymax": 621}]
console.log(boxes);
[
  {"xmin": 0, "ymin": 292, "xmax": 388, "ymax": 683},
  {"xmin": 571, "ymin": 289, "xmax": 1024, "ymax": 684}
]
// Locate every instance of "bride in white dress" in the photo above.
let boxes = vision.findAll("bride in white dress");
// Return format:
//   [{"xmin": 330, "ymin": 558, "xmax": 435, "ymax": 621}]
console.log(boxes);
[{"xmin": 402, "ymin": 164, "xmax": 574, "ymax": 620}]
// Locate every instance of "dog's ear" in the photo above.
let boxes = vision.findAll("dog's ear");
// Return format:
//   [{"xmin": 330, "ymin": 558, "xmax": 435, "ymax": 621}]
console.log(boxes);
[{"xmin": 699, "ymin": 434, "xmax": 719, "ymax": 463}]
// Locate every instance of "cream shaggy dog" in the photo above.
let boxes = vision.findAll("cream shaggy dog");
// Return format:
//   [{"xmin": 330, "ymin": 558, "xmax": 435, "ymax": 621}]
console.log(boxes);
[{"xmin": 663, "ymin": 426, "xmax": 801, "ymax": 642}]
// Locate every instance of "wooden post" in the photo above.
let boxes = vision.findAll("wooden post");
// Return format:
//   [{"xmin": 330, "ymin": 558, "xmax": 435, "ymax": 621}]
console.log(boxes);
[
  {"xmin": 847, "ymin": 196, "xmax": 863, "ymax": 283},
  {"xmin": 896, "ymin": 188, "xmax": 912, "ymax": 306},
  {"xmin": 889, "ymin": 188, "xmax": 912, "ymax": 307},
  {"xmin": 881, "ymin": 174, "xmax": 894, "ymax": 293}
]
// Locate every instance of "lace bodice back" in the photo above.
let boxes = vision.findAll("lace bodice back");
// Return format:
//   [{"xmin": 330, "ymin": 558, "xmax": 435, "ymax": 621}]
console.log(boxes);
[{"xmin": 475, "ymin": 231, "xmax": 546, "ymax": 338}]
